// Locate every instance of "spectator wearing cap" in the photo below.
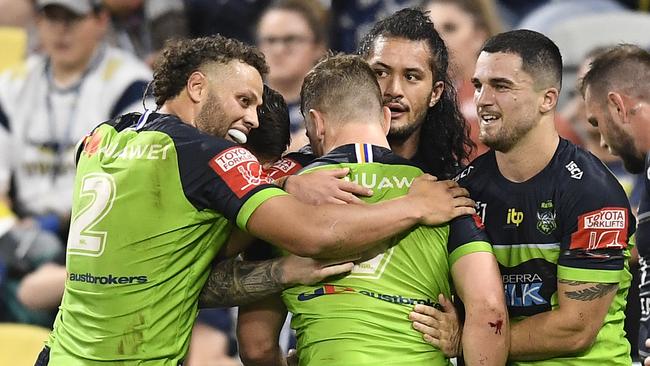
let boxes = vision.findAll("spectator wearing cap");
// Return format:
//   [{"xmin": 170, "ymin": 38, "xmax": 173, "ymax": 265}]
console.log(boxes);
[
  {"xmin": 0, "ymin": 0, "xmax": 151, "ymax": 241},
  {"xmin": 0, "ymin": 0, "xmax": 151, "ymax": 328}
]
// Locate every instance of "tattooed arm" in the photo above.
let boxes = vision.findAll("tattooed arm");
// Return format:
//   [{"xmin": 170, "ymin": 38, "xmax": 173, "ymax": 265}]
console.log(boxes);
[
  {"xmin": 508, "ymin": 279, "xmax": 618, "ymax": 361},
  {"xmin": 199, "ymin": 255, "xmax": 355, "ymax": 308},
  {"xmin": 199, "ymin": 257, "xmax": 284, "ymax": 308}
]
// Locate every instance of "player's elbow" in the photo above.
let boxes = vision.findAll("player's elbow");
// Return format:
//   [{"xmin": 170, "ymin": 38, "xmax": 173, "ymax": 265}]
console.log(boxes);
[
  {"xmin": 239, "ymin": 340, "xmax": 282, "ymax": 366},
  {"xmin": 562, "ymin": 325, "xmax": 600, "ymax": 353},
  {"xmin": 466, "ymin": 292, "xmax": 508, "ymax": 322}
]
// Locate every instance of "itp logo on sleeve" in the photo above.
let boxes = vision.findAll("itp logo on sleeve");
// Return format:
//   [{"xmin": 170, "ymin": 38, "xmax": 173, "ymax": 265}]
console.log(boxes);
[
  {"xmin": 570, "ymin": 207, "xmax": 628, "ymax": 250},
  {"xmin": 209, "ymin": 147, "xmax": 273, "ymax": 198}
]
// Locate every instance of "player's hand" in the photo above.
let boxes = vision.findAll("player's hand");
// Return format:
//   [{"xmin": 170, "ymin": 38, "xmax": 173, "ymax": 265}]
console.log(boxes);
[
  {"xmin": 284, "ymin": 168, "xmax": 372, "ymax": 205},
  {"xmin": 279, "ymin": 254, "xmax": 356, "ymax": 286},
  {"xmin": 409, "ymin": 294, "xmax": 462, "ymax": 358},
  {"xmin": 645, "ymin": 339, "xmax": 650, "ymax": 366},
  {"xmin": 407, "ymin": 175, "xmax": 475, "ymax": 225}
]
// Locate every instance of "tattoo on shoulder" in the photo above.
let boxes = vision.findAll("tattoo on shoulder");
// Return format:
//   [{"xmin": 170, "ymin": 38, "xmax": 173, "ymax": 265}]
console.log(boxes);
[
  {"xmin": 559, "ymin": 279, "xmax": 617, "ymax": 301},
  {"xmin": 198, "ymin": 257, "xmax": 285, "ymax": 308}
]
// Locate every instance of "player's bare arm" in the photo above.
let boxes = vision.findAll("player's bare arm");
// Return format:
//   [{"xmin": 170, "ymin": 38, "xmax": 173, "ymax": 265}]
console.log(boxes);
[
  {"xmin": 199, "ymin": 255, "xmax": 354, "ymax": 308},
  {"xmin": 411, "ymin": 251, "xmax": 508, "ymax": 365},
  {"xmin": 252, "ymin": 175, "xmax": 476, "ymax": 259},
  {"xmin": 285, "ymin": 169, "xmax": 475, "ymax": 219},
  {"xmin": 452, "ymin": 251, "xmax": 509, "ymax": 365},
  {"xmin": 508, "ymin": 279, "xmax": 617, "ymax": 361}
]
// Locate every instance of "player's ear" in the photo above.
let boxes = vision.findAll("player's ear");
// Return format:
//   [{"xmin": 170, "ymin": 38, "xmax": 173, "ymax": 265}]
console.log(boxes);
[
  {"xmin": 186, "ymin": 71, "xmax": 207, "ymax": 104},
  {"xmin": 539, "ymin": 87, "xmax": 558, "ymax": 114},
  {"xmin": 607, "ymin": 92, "xmax": 628, "ymax": 124},
  {"xmin": 429, "ymin": 81, "xmax": 444, "ymax": 107},
  {"xmin": 308, "ymin": 109, "xmax": 326, "ymax": 142},
  {"xmin": 381, "ymin": 106, "xmax": 391, "ymax": 136}
]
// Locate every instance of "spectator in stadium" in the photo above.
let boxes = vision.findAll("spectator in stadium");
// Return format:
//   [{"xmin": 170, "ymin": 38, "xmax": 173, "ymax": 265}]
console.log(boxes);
[
  {"xmin": 34, "ymin": 34, "xmax": 474, "ymax": 364},
  {"xmin": 103, "ymin": 0, "xmax": 189, "ymax": 65},
  {"xmin": 581, "ymin": 44, "xmax": 650, "ymax": 365},
  {"xmin": 410, "ymin": 30, "xmax": 636, "ymax": 364},
  {"xmin": 256, "ymin": 0, "xmax": 327, "ymax": 152},
  {"xmin": 0, "ymin": 0, "xmax": 151, "ymax": 242},
  {"xmin": 0, "ymin": 0, "xmax": 150, "ymax": 331}
]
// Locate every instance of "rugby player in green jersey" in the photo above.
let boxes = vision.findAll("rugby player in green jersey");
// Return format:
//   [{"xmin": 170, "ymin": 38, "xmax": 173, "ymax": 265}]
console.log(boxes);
[
  {"xmin": 237, "ymin": 54, "xmax": 508, "ymax": 366},
  {"xmin": 411, "ymin": 30, "xmax": 636, "ymax": 365},
  {"xmin": 235, "ymin": 9, "xmax": 492, "ymax": 365},
  {"xmin": 35, "ymin": 35, "xmax": 477, "ymax": 366}
]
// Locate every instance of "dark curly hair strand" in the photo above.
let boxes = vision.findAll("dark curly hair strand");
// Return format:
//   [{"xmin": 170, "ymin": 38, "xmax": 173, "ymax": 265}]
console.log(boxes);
[{"xmin": 152, "ymin": 35, "xmax": 269, "ymax": 107}]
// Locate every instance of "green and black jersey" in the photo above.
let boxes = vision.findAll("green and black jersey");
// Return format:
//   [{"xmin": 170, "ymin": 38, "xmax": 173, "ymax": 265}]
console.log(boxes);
[
  {"xmin": 282, "ymin": 143, "xmax": 492, "ymax": 366},
  {"xmin": 47, "ymin": 112, "xmax": 285, "ymax": 365},
  {"xmin": 456, "ymin": 138, "xmax": 636, "ymax": 365}
]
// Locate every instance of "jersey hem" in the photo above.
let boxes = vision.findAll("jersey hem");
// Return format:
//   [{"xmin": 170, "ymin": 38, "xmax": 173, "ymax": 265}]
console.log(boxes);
[
  {"xmin": 448, "ymin": 241, "xmax": 493, "ymax": 267},
  {"xmin": 557, "ymin": 265, "xmax": 623, "ymax": 283}
]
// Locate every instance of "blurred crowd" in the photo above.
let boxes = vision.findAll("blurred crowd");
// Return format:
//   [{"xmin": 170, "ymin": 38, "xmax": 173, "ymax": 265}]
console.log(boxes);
[{"xmin": 1, "ymin": 0, "xmax": 649, "ymax": 364}]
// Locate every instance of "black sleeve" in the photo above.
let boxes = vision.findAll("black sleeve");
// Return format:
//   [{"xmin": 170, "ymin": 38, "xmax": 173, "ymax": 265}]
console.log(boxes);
[
  {"xmin": 447, "ymin": 214, "xmax": 490, "ymax": 254},
  {"xmin": 557, "ymin": 169, "xmax": 636, "ymax": 273},
  {"xmin": 173, "ymin": 124, "xmax": 279, "ymax": 223}
]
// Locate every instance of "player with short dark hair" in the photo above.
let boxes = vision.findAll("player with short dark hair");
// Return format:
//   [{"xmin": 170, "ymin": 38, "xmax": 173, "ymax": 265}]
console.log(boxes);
[{"xmin": 411, "ymin": 30, "xmax": 636, "ymax": 365}]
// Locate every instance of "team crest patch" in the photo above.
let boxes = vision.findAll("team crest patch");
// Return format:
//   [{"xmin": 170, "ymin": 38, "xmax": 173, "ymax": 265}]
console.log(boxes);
[
  {"xmin": 209, "ymin": 147, "xmax": 272, "ymax": 198},
  {"xmin": 536, "ymin": 200, "xmax": 556, "ymax": 235}
]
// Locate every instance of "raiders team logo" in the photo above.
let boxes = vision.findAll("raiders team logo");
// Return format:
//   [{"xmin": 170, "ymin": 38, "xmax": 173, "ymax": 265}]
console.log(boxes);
[{"xmin": 536, "ymin": 200, "xmax": 557, "ymax": 235}]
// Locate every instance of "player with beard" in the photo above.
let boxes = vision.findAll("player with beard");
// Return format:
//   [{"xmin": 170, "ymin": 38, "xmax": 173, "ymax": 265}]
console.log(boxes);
[
  {"xmin": 357, "ymin": 7, "xmax": 474, "ymax": 178},
  {"xmin": 282, "ymin": 8, "xmax": 474, "ymax": 207},
  {"xmin": 34, "ymin": 35, "xmax": 474, "ymax": 365},
  {"xmin": 409, "ymin": 30, "xmax": 637, "ymax": 365},
  {"xmin": 581, "ymin": 44, "xmax": 650, "ymax": 364}
]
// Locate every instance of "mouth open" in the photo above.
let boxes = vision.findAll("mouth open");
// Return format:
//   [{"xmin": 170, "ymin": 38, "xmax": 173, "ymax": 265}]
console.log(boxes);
[
  {"xmin": 479, "ymin": 112, "xmax": 502, "ymax": 125},
  {"xmin": 387, "ymin": 102, "xmax": 408, "ymax": 119}
]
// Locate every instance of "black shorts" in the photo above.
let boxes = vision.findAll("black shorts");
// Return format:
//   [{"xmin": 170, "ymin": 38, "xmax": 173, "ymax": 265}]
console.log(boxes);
[
  {"xmin": 639, "ymin": 257, "xmax": 650, "ymax": 361},
  {"xmin": 34, "ymin": 346, "xmax": 49, "ymax": 366}
]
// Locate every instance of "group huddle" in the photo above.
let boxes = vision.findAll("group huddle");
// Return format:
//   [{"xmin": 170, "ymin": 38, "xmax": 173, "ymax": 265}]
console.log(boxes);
[{"xmin": 32, "ymin": 7, "xmax": 650, "ymax": 366}]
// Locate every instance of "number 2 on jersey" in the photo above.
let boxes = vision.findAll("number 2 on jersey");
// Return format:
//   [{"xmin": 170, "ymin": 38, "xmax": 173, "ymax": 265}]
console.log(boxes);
[{"xmin": 67, "ymin": 173, "xmax": 116, "ymax": 257}]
